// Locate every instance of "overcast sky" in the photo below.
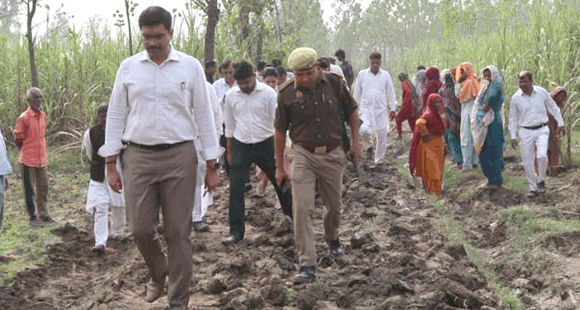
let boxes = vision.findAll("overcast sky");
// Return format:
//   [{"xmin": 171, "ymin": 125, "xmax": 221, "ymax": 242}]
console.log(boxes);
[{"xmin": 40, "ymin": 0, "xmax": 370, "ymax": 29}]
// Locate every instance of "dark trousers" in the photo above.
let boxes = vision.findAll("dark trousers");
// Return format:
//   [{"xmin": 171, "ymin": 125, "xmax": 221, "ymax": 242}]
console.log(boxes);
[
  {"xmin": 21, "ymin": 164, "xmax": 49, "ymax": 220},
  {"xmin": 229, "ymin": 137, "xmax": 292, "ymax": 237}
]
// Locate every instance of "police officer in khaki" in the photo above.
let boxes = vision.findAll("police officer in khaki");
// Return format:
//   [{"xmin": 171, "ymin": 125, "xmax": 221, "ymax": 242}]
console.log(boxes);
[{"xmin": 274, "ymin": 47, "xmax": 360, "ymax": 284}]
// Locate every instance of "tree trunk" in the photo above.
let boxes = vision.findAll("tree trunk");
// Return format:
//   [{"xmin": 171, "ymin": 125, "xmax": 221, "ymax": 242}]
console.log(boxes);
[
  {"xmin": 125, "ymin": 0, "xmax": 133, "ymax": 56},
  {"xmin": 255, "ymin": 13, "xmax": 263, "ymax": 63},
  {"xmin": 239, "ymin": 2, "xmax": 251, "ymax": 57},
  {"xmin": 204, "ymin": 0, "xmax": 219, "ymax": 62},
  {"xmin": 26, "ymin": 0, "xmax": 38, "ymax": 87}
]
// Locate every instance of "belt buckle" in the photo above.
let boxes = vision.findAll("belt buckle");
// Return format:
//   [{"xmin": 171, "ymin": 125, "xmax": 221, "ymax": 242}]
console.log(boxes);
[{"xmin": 314, "ymin": 146, "xmax": 327, "ymax": 154}]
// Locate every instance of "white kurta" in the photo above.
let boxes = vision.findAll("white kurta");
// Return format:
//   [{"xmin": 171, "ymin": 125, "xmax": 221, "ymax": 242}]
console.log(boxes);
[
  {"xmin": 192, "ymin": 82, "xmax": 225, "ymax": 222},
  {"xmin": 353, "ymin": 68, "xmax": 398, "ymax": 131},
  {"xmin": 82, "ymin": 129, "xmax": 125, "ymax": 245}
]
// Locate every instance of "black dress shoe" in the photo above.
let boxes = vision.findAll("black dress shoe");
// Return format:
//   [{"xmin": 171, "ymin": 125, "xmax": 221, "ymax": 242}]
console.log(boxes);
[
  {"xmin": 193, "ymin": 221, "xmax": 210, "ymax": 232},
  {"xmin": 222, "ymin": 234, "xmax": 243, "ymax": 246},
  {"xmin": 537, "ymin": 181, "xmax": 546, "ymax": 193},
  {"xmin": 293, "ymin": 265, "xmax": 316, "ymax": 284},
  {"xmin": 325, "ymin": 238, "xmax": 345, "ymax": 256},
  {"xmin": 527, "ymin": 190, "xmax": 539, "ymax": 198},
  {"xmin": 40, "ymin": 215, "xmax": 54, "ymax": 223}
]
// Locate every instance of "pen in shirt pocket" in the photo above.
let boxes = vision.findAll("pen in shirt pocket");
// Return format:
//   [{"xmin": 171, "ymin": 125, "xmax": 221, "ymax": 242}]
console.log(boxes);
[{"xmin": 180, "ymin": 82, "xmax": 185, "ymax": 90}]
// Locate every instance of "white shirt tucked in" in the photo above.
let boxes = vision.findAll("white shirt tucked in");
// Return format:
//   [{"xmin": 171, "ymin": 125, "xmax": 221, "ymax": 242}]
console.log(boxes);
[
  {"xmin": 224, "ymin": 81, "xmax": 277, "ymax": 144},
  {"xmin": 99, "ymin": 48, "xmax": 220, "ymax": 161},
  {"xmin": 353, "ymin": 68, "xmax": 398, "ymax": 131},
  {"xmin": 509, "ymin": 86, "xmax": 563, "ymax": 140}
]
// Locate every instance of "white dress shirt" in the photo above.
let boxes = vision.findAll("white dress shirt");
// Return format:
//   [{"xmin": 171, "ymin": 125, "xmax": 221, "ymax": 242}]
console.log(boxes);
[
  {"xmin": 99, "ymin": 48, "xmax": 220, "ymax": 161},
  {"xmin": 213, "ymin": 77, "xmax": 236, "ymax": 107},
  {"xmin": 353, "ymin": 68, "xmax": 398, "ymax": 131},
  {"xmin": 224, "ymin": 81, "xmax": 277, "ymax": 144},
  {"xmin": 207, "ymin": 81, "xmax": 224, "ymax": 137},
  {"xmin": 509, "ymin": 86, "xmax": 563, "ymax": 140}
]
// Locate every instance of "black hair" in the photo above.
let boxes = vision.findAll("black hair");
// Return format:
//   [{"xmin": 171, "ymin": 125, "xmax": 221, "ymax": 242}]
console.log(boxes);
[
  {"xmin": 257, "ymin": 61, "xmax": 267, "ymax": 70},
  {"xmin": 271, "ymin": 59, "xmax": 281, "ymax": 68},
  {"xmin": 205, "ymin": 60, "xmax": 216, "ymax": 69},
  {"xmin": 276, "ymin": 66, "xmax": 287, "ymax": 77},
  {"xmin": 219, "ymin": 60, "xmax": 233, "ymax": 73},
  {"xmin": 138, "ymin": 6, "xmax": 172, "ymax": 31},
  {"xmin": 519, "ymin": 71, "xmax": 533, "ymax": 80},
  {"xmin": 233, "ymin": 61, "xmax": 255, "ymax": 80},
  {"xmin": 263, "ymin": 67, "xmax": 278, "ymax": 79},
  {"xmin": 317, "ymin": 58, "xmax": 330, "ymax": 70},
  {"xmin": 398, "ymin": 72, "xmax": 408, "ymax": 81},
  {"xmin": 335, "ymin": 49, "xmax": 346, "ymax": 58},
  {"xmin": 97, "ymin": 103, "xmax": 108, "ymax": 115},
  {"xmin": 417, "ymin": 65, "xmax": 426, "ymax": 71}
]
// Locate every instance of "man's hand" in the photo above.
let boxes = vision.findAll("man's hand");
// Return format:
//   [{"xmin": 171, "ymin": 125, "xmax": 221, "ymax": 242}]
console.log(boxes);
[
  {"xmin": 511, "ymin": 139, "xmax": 518, "ymax": 150},
  {"xmin": 346, "ymin": 140, "xmax": 360, "ymax": 168},
  {"xmin": 106, "ymin": 163, "xmax": 123, "ymax": 193},
  {"xmin": 275, "ymin": 166, "xmax": 288, "ymax": 186},
  {"xmin": 205, "ymin": 161, "xmax": 219, "ymax": 191},
  {"xmin": 558, "ymin": 126, "xmax": 566, "ymax": 137}
]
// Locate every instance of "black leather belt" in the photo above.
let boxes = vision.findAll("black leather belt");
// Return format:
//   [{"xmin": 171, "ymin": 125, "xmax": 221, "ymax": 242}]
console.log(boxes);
[
  {"xmin": 521, "ymin": 123, "xmax": 548, "ymax": 130},
  {"xmin": 126, "ymin": 140, "xmax": 190, "ymax": 151}
]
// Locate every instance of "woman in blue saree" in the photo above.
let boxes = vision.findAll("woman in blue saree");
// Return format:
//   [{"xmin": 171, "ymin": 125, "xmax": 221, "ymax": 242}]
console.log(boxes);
[{"xmin": 478, "ymin": 66, "xmax": 505, "ymax": 188}]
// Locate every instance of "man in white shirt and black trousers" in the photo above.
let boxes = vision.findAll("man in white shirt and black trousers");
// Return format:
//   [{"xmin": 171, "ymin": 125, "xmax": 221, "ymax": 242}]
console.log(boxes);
[
  {"xmin": 99, "ymin": 6, "xmax": 220, "ymax": 310},
  {"xmin": 222, "ymin": 61, "xmax": 293, "ymax": 245},
  {"xmin": 509, "ymin": 71, "xmax": 565, "ymax": 198}
]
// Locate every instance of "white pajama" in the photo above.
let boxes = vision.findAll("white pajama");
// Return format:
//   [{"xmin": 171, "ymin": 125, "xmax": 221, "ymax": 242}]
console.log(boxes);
[
  {"xmin": 519, "ymin": 126, "xmax": 549, "ymax": 191},
  {"xmin": 353, "ymin": 68, "xmax": 398, "ymax": 164},
  {"xmin": 192, "ymin": 140, "xmax": 213, "ymax": 222},
  {"xmin": 86, "ymin": 177, "xmax": 125, "ymax": 246}
]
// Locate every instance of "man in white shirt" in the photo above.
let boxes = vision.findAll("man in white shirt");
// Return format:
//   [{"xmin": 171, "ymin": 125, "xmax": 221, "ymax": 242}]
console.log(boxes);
[
  {"xmin": 213, "ymin": 60, "xmax": 236, "ymax": 177},
  {"xmin": 191, "ymin": 82, "xmax": 224, "ymax": 232},
  {"xmin": 353, "ymin": 52, "xmax": 397, "ymax": 164},
  {"xmin": 213, "ymin": 60, "xmax": 236, "ymax": 105},
  {"xmin": 82, "ymin": 104, "xmax": 125, "ymax": 254},
  {"xmin": 509, "ymin": 71, "xmax": 565, "ymax": 197},
  {"xmin": 99, "ymin": 7, "xmax": 220, "ymax": 309},
  {"xmin": 222, "ymin": 61, "xmax": 293, "ymax": 245}
]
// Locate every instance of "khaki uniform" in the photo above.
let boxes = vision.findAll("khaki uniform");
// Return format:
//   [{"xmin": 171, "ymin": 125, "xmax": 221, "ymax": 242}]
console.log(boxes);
[{"xmin": 275, "ymin": 72, "xmax": 358, "ymax": 266}]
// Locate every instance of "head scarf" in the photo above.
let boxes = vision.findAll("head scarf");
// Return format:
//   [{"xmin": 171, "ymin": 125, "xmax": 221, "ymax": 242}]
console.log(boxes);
[
  {"xmin": 456, "ymin": 62, "xmax": 480, "ymax": 103},
  {"xmin": 440, "ymin": 72, "xmax": 461, "ymax": 137},
  {"xmin": 398, "ymin": 72, "xmax": 409, "ymax": 81},
  {"xmin": 422, "ymin": 67, "xmax": 443, "ymax": 111},
  {"xmin": 415, "ymin": 69, "xmax": 427, "ymax": 90},
  {"xmin": 477, "ymin": 65, "xmax": 502, "ymax": 106},
  {"xmin": 288, "ymin": 47, "xmax": 317, "ymax": 71},
  {"xmin": 550, "ymin": 86, "xmax": 568, "ymax": 108},
  {"xmin": 409, "ymin": 93, "xmax": 446, "ymax": 175},
  {"xmin": 440, "ymin": 69, "xmax": 450, "ymax": 83}
]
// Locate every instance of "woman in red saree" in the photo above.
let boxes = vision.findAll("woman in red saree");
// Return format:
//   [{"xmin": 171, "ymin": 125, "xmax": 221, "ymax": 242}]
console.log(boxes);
[{"xmin": 410, "ymin": 93, "xmax": 446, "ymax": 196}]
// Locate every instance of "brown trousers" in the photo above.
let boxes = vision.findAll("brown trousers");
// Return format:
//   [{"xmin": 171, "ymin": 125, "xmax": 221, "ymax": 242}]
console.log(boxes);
[
  {"xmin": 289, "ymin": 144, "xmax": 346, "ymax": 266},
  {"xmin": 21, "ymin": 165, "xmax": 49, "ymax": 219},
  {"xmin": 122, "ymin": 142, "xmax": 197, "ymax": 310}
]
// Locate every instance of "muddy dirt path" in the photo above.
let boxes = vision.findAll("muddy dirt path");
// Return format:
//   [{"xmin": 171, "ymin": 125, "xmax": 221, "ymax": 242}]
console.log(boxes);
[{"xmin": 0, "ymin": 137, "xmax": 548, "ymax": 310}]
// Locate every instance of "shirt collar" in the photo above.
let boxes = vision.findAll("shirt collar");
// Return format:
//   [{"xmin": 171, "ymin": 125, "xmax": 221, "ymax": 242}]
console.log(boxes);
[
  {"xmin": 26, "ymin": 107, "xmax": 41, "ymax": 117},
  {"xmin": 519, "ymin": 86, "xmax": 537, "ymax": 97},
  {"xmin": 235, "ymin": 80, "xmax": 264, "ymax": 94},
  {"xmin": 140, "ymin": 46, "xmax": 180, "ymax": 64}
]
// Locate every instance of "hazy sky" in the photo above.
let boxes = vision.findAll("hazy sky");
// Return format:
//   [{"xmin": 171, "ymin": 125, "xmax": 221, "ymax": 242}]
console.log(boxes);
[{"xmin": 41, "ymin": 0, "xmax": 371, "ymax": 29}]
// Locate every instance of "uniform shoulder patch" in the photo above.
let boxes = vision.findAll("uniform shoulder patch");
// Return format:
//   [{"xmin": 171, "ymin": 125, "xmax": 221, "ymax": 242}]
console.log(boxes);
[{"xmin": 278, "ymin": 78, "xmax": 295, "ymax": 92}]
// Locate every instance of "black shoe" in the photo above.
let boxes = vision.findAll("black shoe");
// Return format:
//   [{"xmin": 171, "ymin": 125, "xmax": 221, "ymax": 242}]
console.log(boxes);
[
  {"xmin": 222, "ymin": 234, "xmax": 243, "ymax": 246},
  {"xmin": 527, "ymin": 190, "xmax": 539, "ymax": 198},
  {"xmin": 537, "ymin": 181, "xmax": 546, "ymax": 193},
  {"xmin": 30, "ymin": 217, "xmax": 43, "ymax": 226},
  {"xmin": 193, "ymin": 221, "xmax": 210, "ymax": 232},
  {"xmin": 40, "ymin": 215, "xmax": 54, "ymax": 223},
  {"xmin": 92, "ymin": 244, "xmax": 105, "ymax": 255},
  {"xmin": 293, "ymin": 266, "xmax": 316, "ymax": 284},
  {"xmin": 325, "ymin": 238, "xmax": 345, "ymax": 257}
]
